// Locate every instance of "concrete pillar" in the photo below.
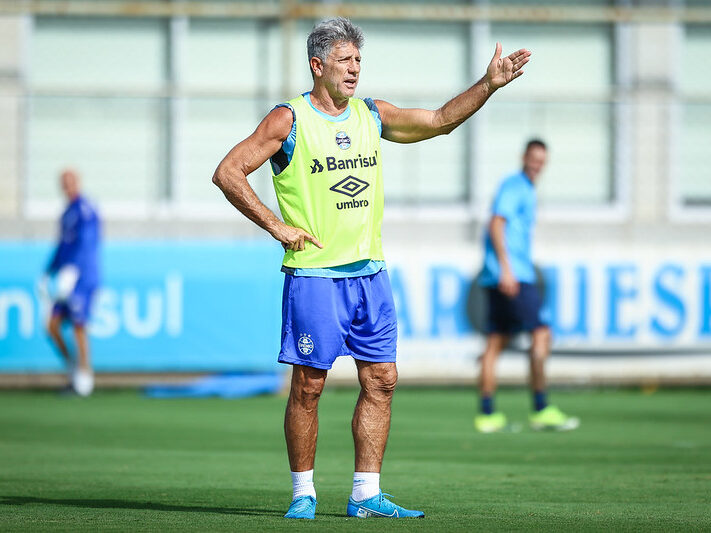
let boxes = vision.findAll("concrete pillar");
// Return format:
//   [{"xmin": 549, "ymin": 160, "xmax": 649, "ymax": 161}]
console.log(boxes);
[
  {"xmin": 629, "ymin": 24, "xmax": 677, "ymax": 225},
  {"xmin": 0, "ymin": 16, "xmax": 24, "ymax": 219}
]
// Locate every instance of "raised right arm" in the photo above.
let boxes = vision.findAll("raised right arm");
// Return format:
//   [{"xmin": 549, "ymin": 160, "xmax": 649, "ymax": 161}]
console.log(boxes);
[{"xmin": 212, "ymin": 106, "xmax": 322, "ymax": 251}]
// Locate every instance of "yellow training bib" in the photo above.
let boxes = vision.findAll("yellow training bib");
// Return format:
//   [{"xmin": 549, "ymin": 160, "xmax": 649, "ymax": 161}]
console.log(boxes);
[{"xmin": 272, "ymin": 95, "xmax": 384, "ymax": 268}]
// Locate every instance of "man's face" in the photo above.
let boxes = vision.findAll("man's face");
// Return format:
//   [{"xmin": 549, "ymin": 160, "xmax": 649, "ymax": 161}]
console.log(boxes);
[
  {"xmin": 60, "ymin": 170, "xmax": 80, "ymax": 201},
  {"xmin": 522, "ymin": 146, "xmax": 547, "ymax": 182},
  {"xmin": 317, "ymin": 41, "xmax": 361, "ymax": 100}
]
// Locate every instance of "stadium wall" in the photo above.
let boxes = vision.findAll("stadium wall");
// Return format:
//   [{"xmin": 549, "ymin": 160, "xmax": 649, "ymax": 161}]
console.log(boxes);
[{"xmin": 1, "ymin": 241, "xmax": 710, "ymax": 385}]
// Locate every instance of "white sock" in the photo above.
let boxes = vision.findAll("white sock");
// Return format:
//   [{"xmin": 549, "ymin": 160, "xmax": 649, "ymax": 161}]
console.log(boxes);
[
  {"xmin": 351, "ymin": 471, "xmax": 380, "ymax": 502},
  {"xmin": 291, "ymin": 470, "xmax": 316, "ymax": 500}
]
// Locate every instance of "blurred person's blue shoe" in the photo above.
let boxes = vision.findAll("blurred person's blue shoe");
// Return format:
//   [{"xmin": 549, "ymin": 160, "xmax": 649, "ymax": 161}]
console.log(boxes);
[
  {"xmin": 284, "ymin": 495, "xmax": 317, "ymax": 519},
  {"xmin": 347, "ymin": 491, "xmax": 424, "ymax": 518}
]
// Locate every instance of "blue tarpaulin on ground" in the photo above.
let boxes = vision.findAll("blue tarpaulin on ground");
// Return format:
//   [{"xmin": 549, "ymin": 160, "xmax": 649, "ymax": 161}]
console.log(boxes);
[{"xmin": 144, "ymin": 372, "xmax": 285, "ymax": 399}]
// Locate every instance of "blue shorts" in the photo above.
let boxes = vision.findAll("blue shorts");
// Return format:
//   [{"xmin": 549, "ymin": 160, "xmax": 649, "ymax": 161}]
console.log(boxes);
[
  {"xmin": 278, "ymin": 270, "xmax": 398, "ymax": 370},
  {"xmin": 52, "ymin": 286, "xmax": 96, "ymax": 326},
  {"xmin": 486, "ymin": 282, "xmax": 547, "ymax": 335}
]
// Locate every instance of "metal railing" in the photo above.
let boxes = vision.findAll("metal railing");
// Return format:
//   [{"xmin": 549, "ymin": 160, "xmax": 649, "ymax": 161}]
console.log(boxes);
[{"xmin": 1, "ymin": 1, "xmax": 711, "ymax": 24}]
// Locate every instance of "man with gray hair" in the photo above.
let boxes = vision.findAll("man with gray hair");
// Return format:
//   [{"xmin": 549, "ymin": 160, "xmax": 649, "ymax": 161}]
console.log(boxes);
[{"xmin": 213, "ymin": 17, "xmax": 530, "ymax": 519}]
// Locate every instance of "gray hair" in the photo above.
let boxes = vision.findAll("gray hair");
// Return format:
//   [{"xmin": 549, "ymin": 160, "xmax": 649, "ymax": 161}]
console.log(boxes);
[{"xmin": 307, "ymin": 17, "xmax": 364, "ymax": 64}]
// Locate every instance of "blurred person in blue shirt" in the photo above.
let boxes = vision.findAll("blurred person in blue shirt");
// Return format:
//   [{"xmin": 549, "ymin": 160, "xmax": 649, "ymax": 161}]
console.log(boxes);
[
  {"xmin": 40, "ymin": 169, "xmax": 101, "ymax": 396},
  {"xmin": 475, "ymin": 140, "xmax": 578, "ymax": 433}
]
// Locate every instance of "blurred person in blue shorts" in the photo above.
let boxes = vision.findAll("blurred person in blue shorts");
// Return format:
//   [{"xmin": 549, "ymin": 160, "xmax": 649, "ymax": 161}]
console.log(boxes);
[
  {"xmin": 475, "ymin": 140, "xmax": 579, "ymax": 433},
  {"xmin": 40, "ymin": 169, "xmax": 101, "ymax": 397}
]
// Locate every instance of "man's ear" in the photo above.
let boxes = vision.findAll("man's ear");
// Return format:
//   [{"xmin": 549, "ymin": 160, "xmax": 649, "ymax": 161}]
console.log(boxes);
[{"xmin": 310, "ymin": 57, "xmax": 323, "ymax": 78}]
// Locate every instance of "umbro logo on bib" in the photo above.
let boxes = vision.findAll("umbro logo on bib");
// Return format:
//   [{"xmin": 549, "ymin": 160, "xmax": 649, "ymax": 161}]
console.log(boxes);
[
  {"xmin": 330, "ymin": 176, "xmax": 369, "ymax": 198},
  {"xmin": 331, "ymin": 176, "xmax": 370, "ymax": 211}
]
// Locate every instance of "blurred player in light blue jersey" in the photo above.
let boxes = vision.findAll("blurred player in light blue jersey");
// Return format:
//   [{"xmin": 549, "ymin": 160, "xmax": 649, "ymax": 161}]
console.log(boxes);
[
  {"xmin": 475, "ymin": 140, "xmax": 579, "ymax": 433},
  {"xmin": 40, "ymin": 169, "xmax": 101, "ymax": 396}
]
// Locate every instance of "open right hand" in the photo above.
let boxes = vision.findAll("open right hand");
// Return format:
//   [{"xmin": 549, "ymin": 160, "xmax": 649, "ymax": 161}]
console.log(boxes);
[
  {"xmin": 273, "ymin": 223, "xmax": 324, "ymax": 252},
  {"xmin": 485, "ymin": 43, "xmax": 531, "ymax": 91}
]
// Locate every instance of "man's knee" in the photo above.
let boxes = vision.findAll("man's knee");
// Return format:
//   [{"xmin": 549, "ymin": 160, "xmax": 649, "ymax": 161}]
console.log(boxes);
[
  {"xmin": 531, "ymin": 327, "xmax": 551, "ymax": 361},
  {"xmin": 360, "ymin": 364, "xmax": 398, "ymax": 398},
  {"xmin": 481, "ymin": 335, "xmax": 506, "ymax": 363},
  {"xmin": 47, "ymin": 316, "xmax": 60, "ymax": 337},
  {"xmin": 481, "ymin": 347, "xmax": 502, "ymax": 364},
  {"xmin": 290, "ymin": 367, "xmax": 327, "ymax": 407},
  {"xmin": 73, "ymin": 323, "xmax": 87, "ymax": 338}
]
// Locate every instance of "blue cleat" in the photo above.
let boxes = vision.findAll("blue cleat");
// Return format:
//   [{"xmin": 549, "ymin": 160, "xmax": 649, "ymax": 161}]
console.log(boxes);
[
  {"xmin": 284, "ymin": 495, "xmax": 317, "ymax": 519},
  {"xmin": 347, "ymin": 491, "xmax": 424, "ymax": 518}
]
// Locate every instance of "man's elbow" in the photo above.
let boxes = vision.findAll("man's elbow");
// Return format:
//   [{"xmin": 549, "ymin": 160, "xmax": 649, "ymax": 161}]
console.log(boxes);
[
  {"xmin": 213, "ymin": 160, "xmax": 249, "ymax": 190},
  {"xmin": 212, "ymin": 164, "xmax": 229, "ymax": 190},
  {"xmin": 489, "ymin": 216, "xmax": 505, "ymax": 234},
  {"xmin": 431, "ymin": 109, "xmax": 457, "ymax": 136},
  {"xmin": 439, "ymin": 118, "xmax": 465, "ymax": 136}
]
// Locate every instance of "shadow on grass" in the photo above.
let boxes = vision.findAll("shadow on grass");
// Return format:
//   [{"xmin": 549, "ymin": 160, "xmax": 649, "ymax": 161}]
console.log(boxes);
[{"xmin": 1, "ymin": 495, "xmax": 343, "ymax": 518}]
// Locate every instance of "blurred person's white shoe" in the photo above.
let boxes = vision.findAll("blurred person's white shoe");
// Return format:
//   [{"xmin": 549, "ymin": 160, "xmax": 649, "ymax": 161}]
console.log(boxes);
[{"xmin": 72, "ymin": 369, "xmax": 94, "ymax": 397}]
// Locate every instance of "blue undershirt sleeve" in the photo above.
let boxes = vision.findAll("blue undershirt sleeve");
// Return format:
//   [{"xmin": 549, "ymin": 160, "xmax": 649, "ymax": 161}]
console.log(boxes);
[
  {"xmin": 269, "ymin": 103, "xmax": 296, "ymax": 175},
  {"xmin": 363, "ymin": 98, "xmax": 383, "ymax": 137}
]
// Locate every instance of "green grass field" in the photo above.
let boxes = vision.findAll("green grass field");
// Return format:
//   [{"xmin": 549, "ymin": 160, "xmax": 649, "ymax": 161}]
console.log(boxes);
[{"xmin": 1, "ymin": 387, "xmax": 710, "ymax": 532}]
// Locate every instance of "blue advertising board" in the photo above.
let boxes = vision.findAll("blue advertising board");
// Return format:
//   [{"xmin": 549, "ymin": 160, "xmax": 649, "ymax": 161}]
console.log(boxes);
[
  {"xmin": 2, "ymin": 242, "xmax": 710, "ymax": 374},
  {"xmin": 0, "ymin": 241, "xmax": 284, "ymax": 372}
]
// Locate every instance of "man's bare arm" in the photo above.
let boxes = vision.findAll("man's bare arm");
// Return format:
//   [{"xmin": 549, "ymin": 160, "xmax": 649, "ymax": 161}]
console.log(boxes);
[
  {"xmin": 377, "ymin": 43, "xmax": 530, "ymax": 144},
  {"xmin": 376, "ymin": 78, "xmax": 493, "ymax": 144},
  {"xmin": 489, "ymin": 215, "xmax": 519, "ymax": 297},
  {"xmin": 212, "ymin": 107, "xmax": 323, "ymax": 251}
]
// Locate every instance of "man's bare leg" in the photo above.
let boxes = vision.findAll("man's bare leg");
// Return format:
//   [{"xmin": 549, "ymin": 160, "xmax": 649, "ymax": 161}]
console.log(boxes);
[
  {"xmin": 346, "ymin": 361, "xmax": 424, "ymax": 517},
  {"xmin": 284, "ymin": 364, "xmax": 328, "ymax": 471},
  {"xmin": 73, "ymin": 325, "xmax": 91, "ymax": 372},
  {"xmin": 528, "ymin": 326, "xmax": 578, "ymax": 429},
  {"xmin": 348, "ymin": 360, "xmax": 397, "ymax": 504},
  {"xmin": 283, "ymin": 365, "xmax": 327, "ymax": 513},
  {"xmin": 479, "ymin": 333, "xmax": 508, "ymax": 399},
  {"xmin": 474, "ymin": 333, "xmax": 509, "ymax": 432},
  {"xmin": 529, "ymin": 326, "xmax": 551, "ymax": 398},
  {"xmin": 70, "ymin": 324, "xmax": 95, "ymax": 396},
  {"xmin": 47, "ymin": 314, "xmax": 72, "ymax": 367},
  {"xmin": 352, "ymin": 361, "xmax": 397, "ymax": 473}
]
